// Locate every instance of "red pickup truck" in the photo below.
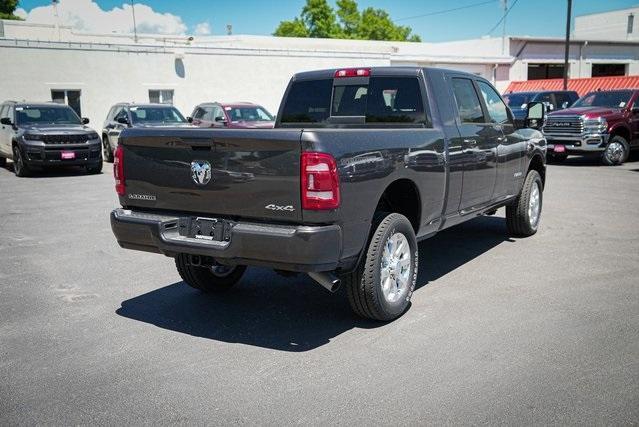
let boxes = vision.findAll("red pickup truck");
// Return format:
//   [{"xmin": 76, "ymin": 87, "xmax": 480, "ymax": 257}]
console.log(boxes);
[{"xmin": 542, "ymin": 89, "xmax": 639, "ymax": 165}]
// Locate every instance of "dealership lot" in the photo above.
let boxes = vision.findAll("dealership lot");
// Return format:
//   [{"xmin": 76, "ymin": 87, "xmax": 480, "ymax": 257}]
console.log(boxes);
[{"xmin": 0, "ymin": 156, "xmax": 638, "ymax": 424}]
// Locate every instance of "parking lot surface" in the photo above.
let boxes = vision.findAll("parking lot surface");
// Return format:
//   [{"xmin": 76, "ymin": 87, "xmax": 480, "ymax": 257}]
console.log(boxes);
[{"xmin": 1, "ymin": 156, "xmax": 638, "ymax": 425}]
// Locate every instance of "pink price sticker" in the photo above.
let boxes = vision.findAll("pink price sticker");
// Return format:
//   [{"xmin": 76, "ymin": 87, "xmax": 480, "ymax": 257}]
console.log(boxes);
[
  {"xmin": 61, "ymin": 151, "xmax": 76, "ymax": 160},
  {"xmin": 554, "ymin": 145, "xmax": 566, "ymax": 153}
]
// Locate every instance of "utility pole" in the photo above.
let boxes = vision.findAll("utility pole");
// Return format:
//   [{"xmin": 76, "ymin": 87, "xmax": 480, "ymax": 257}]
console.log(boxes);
[
  {"xmin": 130, "ymin": 0, "xmax": 138, "ymax": 43},
  {"xmin": 501, "ymin": 0, "xmax": 507, "ymax": 55},
  {"xmin": 563, "ymin": 0, "xmax": 572, "ymax": 90}
]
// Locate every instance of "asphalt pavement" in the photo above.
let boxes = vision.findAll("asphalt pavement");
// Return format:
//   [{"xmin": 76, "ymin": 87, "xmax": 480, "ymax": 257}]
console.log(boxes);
[{"xmin": 1, "ymin": 154, "xmax": 638, "ymax": 425}]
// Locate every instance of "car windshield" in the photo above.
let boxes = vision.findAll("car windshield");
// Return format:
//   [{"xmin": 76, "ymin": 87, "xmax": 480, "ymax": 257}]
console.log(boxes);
[
  {"xmin": 226, "ymin": 106, "xmax": 274, "ymax": 122},
  {"xmin": 130, "ymin": 106, "xmax": 186, "ymax": 124},
  {"xmin": 503, "ymin": 93, "xmax": 533, "ymax": 108},
  {"xmin": 15, "ymin": 106, "xmax": 81, "ymax": 125},
  {"xmin": 572, "ymin": 90, "xmax": 633, "ymax": 108}
]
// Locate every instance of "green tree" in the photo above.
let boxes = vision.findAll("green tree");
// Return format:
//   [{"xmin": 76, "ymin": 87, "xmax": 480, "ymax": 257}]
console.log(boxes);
[
  {"xmin": 0, "ymin": 0, "xmax": 23, "ymax": 20},
  {"xmin": 274, "ymin": 0, "xmax": 420, "ymax": 42}
]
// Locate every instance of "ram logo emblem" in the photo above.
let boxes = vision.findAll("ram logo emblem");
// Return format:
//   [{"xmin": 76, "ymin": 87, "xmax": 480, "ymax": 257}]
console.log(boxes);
[{"xmin": 191, "ymin": 160, "xmax": 212, "ymax": 186}]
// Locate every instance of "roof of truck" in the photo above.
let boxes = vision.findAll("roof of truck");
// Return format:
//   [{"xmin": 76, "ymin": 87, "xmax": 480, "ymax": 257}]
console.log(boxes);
[{"xmin": 292, "ymin": 66, "xmax": 475, "ymax": 81}]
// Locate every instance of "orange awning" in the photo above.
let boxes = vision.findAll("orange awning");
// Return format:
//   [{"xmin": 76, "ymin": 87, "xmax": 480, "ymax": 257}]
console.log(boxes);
[{"xmin": 504, "ymin": 75, "xmax": 639, "ymax": 97}]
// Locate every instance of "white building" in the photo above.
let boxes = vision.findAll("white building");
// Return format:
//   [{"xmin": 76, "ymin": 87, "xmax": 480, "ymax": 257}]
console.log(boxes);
[
  {"xmin": 0, "ymin": 10, "xmax": 637, "ymax": 125},
  {"xmin": 574, "ymin": 6, "xmax": 638, "ymax": 41}
]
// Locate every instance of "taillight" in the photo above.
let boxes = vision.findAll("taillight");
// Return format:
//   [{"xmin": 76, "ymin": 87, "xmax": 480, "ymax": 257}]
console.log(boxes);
[
  {"xmin": 114, "ymin": 145, "xmax": 125, "ymax": 196},
  {"xmin": 301, "ymin": 152, "xmax": 340, "ymax": 210},
  {"xmin": 334, "ymin": 68, "xmax": 371, "ymax": 78}
]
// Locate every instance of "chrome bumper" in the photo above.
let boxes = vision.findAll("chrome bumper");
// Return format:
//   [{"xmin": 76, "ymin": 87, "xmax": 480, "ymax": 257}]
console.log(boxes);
[{"xmin": 543, "ymin": 132, "xmax": 609, "ymax": 153}]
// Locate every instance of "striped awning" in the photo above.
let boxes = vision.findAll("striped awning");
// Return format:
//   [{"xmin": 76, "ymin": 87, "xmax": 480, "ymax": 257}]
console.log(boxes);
[{"xmin": 504, "ymin": 75, "xmax": 639, "ymax": 97}]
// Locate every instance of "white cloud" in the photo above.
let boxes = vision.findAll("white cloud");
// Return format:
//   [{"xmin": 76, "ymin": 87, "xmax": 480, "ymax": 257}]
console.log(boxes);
[
  {"xmin": 18, "ymin": 0, "xmax": 188, "ymax": 35},
  {"xmin": 194, "ymin": 22, "xmax": 211, "ymax": 36},
  {"xmin": 14, "ymin": 8, "xmax": 28, "ymax": 19}
]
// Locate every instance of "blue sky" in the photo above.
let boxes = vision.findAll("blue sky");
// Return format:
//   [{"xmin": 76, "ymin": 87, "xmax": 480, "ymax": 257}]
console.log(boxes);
[{"xmin": 15, "ymin": 0, "xmax": 639, "ymax": 41}]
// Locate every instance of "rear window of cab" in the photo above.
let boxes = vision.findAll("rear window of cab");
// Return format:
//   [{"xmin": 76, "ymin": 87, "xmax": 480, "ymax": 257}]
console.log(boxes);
[{"xmin": 280, "ymin": 77, "xmax": 428, "ymax": 126}]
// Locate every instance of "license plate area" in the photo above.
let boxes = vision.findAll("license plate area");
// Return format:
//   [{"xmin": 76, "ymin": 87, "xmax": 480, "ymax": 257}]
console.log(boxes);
[
  {"xmin": 61, "ymin": 151, "xmax": 76, "ymax": 160},
  {"xmin": 553, "ymin": 145, "xmax": 566, "ymax": 153},
  {"xmin": 180, "ymin": 217, "xmax": 232, "ymax": 242}
]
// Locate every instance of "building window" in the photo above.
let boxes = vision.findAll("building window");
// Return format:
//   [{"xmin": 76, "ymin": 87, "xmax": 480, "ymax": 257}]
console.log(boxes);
[
  {"xmin": 628, "ymin": 14, "xmax": 634, "ymax": 34},
  {"xmin": 527, "ymin": 64, "xmax": 565, "ymax": 80},
  {"xmin": 51, "ymin": 89, "xmax": 82, "ymax": 117},
  {"xmin": 592, "ymin": 64, "xmax": 627, "ymax": 77},
  {"xmin": 149, "ymin": 90, "xmax": 174, "ymax": 104}
]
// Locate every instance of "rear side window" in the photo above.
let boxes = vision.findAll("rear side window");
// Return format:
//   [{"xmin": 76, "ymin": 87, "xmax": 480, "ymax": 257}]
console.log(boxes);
[
  {"xmin": 477, "ymin": 81, "xmax": 509, "ymax": 124},
  {"xmin": 280, "ymin": 79, "xmax": 333, "ymax": 123},
  {"xmin": 281, "ymin": 76, "xmax": 427, "ymax": 125},
  {"xmin": 451, "ymin": 78, "xmax": 485, "ymax": 123}
]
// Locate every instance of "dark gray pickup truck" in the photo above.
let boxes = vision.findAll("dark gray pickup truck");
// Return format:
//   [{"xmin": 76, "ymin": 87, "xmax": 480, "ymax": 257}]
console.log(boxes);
[{"xmin": 110, "ymin": 67, "xmax": 547, "ymax": 321}]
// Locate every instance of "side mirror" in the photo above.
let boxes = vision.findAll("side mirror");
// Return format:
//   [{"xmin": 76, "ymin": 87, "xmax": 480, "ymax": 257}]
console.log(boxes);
[
  {"xmin": 561, "ymin": 101, "xmax": 569, "ymax": 109},
  {"xmin": 116, "ymin": 116, "xmax": 129, "ymax": 125},
  {"xmin": 215, "ymin": 116, "xmax": 227, "ymax": 123},
  {"xmin": 524, "ymin": 101, "xmax": 545, "ymax": 129},
  {"xmin": 0, "ymin": 117, "xmax": 12, "ymax": 125},
  {"xmin": 82, "ymin": 117, "xmax": 90, "ymax": 124},
  {"xmin": 186, "ymin": 116, "xmax": 193, "ymax": 123}
]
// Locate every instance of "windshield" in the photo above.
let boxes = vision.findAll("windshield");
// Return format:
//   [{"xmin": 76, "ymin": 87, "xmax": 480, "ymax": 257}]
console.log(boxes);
[
  {"xmin": 130, "ymin": 106, "xmax": 186, "ymax": 124},
  {"xmin": 226, "ymin": 106, "xmax": 274, "ymax": 122},
  {"xmin": 572, "ymin": 90, "xmax": 633, "ymax": 108},
  {"xmin": 15, "ymin": 106, "xmax": 81, "ymax": 125},
  {"xmin": 503, "ymin": 93, "xmax": 533, "ymax": 108}
]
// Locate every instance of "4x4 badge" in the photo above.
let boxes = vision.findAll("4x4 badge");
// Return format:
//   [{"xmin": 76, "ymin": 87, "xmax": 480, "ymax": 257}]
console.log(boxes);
[{"xmin": 191, "ymin": 160, "xmax": 212, "ymax": 186}]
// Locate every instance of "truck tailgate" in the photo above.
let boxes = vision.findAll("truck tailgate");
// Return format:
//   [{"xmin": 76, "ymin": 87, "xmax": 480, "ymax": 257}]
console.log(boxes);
[{"xmin": 119, "ymin": 128, "xmax": 303, "ymax": 222}]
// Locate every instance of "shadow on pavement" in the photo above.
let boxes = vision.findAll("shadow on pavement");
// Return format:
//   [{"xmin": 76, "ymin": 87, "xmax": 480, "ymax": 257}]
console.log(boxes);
[
  {"xmin": 116, "ymin": 216, "xmax": 512, "ymax": 351},
  {"xmin": 553, "ymin": 151, "xmax": 639, "ymax": 167},
  {"xmin": 1, "ymin": 161, "xmax": 103, "ymax": 177}
]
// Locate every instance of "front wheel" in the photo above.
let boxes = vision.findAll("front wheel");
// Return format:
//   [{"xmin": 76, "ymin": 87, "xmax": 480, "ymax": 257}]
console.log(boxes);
[
  {"xmin": 12, "ymin": 145, "xmax": 31, "ymax": 177},
  {"xmin": 175, "ymin": 254, "xmax": 246, "ymax": 293},
  {"xmin": 602, "ymin": 136, "xmax": 629, "ymax": 166},
  {"xmin": 506, "ymin": 170, "xmax": 543, "ymax": 237},
  {"xmin": 343, "ymin": 213, "xmax": 418, "ymax": 321},
  {"xmin": 103, "ymin": 136, "xmax": 114, "ymax": 163}
]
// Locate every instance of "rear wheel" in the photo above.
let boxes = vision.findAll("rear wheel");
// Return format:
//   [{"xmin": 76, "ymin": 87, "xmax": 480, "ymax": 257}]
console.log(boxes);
[
  {"xmin": 103, "ymin": 136, "xmax": 114, "ymax": 163},
  {"xmin": 175, "ymin": 253, "xmax": 246, "ymax": 293},
  {"xmin": 12, "ymin": 145, "xmax": 31, "ymax": 177},
  {"xmin": 506, "ymin": 170, "xmax": 543, "ymax": 237},
  {"xmin": 602, "ymin": 136, "xmax": 629, "ymax": 166},
  {"xmin": 343, "ymin": 213, "xmax": 418, "ymax": 321}
]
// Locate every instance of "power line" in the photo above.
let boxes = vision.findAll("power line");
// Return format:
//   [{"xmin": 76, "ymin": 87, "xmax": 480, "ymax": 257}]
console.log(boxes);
[
  {"xmin": 396, "ymin": 0, "xmax": 497, "ymax": 22},
  {"xmin": 486, "ymin": 0, "xmax": 519, "ymax": 35}
]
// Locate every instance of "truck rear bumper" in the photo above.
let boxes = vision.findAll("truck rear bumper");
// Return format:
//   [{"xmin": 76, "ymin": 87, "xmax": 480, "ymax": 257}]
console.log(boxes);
[{"xmin": 110, "ymin": 208, "xmax": 342, "ymax": 272}]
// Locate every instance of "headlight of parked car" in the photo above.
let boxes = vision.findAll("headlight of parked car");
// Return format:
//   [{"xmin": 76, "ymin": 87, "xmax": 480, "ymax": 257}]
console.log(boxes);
[
  {"xmin": 583, "ymin": 117, "xmax": 607, "ymax": 133},
  {"xmin": 87, "ymin": 132, "xmax": 100, "ymax": 140},
  {"xmin": 23, "ymin": 133, "xmax": 43, "ymax": 141}
]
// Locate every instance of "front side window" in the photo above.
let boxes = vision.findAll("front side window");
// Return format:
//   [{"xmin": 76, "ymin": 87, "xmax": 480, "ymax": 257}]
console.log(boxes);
[
  {"xmin": 15, "ymin": 106, "xmax": 81, "ymax": 125},
  {"xmin": 130, "ymin": 106, "xmax": 185, "ymax": 124},
  {"xmin": 192, "ymin": 107, "xmax": 207, "ymax": 120},
  {"xmin": 477, "ymin": 81, "xmax": 510, "ymax": 124},
  {"xmin": 572, "ymin": 90, "xmax": 633, "ymax": 108},
  {"xmin": 451, "ymin": 78, "xmax": 485, "ymax": 124},
  {"xmin": 227, "ymin": 106, "xmax": 274, "ymax": 122},
  {"xmin": 503, "ymin": 93, "xmax": 533, "ymax": 108}
]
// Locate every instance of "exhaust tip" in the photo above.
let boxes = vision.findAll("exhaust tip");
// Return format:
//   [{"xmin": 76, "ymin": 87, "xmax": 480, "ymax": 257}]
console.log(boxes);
[{"xmin": 308, "ymin": 271, "xmax": 341, "ymax": 293}]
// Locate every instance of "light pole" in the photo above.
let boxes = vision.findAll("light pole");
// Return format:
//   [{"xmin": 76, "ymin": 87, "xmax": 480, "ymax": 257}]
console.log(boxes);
[
  {"xmin": 563, "ymin": 0, "xmax": 572, "ymax": 90},
  {"xmin": 130, "ymin": 0, "xmax": 138, "ymax": 43}
]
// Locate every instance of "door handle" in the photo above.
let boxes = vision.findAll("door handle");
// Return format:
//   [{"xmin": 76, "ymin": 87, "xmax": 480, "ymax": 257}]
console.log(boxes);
[{"xmin": 463, "ymin": 139, "xmax": 478, "ymax": 146}]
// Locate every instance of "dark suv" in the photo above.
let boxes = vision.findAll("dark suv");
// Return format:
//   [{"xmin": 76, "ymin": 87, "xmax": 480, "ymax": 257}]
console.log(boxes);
[
  {"xmin": 503, "ymin": 90, "xmax": 579, "ymax": 127},
  {"xmin": 102, "ymin": 103, "xmax": 189, "ymax": 162},
  {"xmin": 0, "ymin": 101, "xmax": 102, "ymax": 177}
]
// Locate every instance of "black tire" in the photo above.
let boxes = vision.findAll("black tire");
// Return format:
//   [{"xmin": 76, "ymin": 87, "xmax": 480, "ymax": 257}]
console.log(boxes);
[
  {"xmin": 175, "ymin": 253, "xmax": 246, "ymax": 293},
  {"xmin": 86, "ymin": 161, "xmax": 103, "ymax": 174},
  {"xmin": 103, "ymin": 135, "xmax": 114, "ymax": 163},
  {"xmin": 601, "ymin": 135, "xmax": 629, "ymax": 166},
  {"xmin": 506, "ymin": 170, "xmax": 543, "ymax": 237},
  {"xmin": 0, "ymin": 156, "xmax": 6, "ymax": 167},
  {"xmin": 12, "ymin": 145, "xmax": 31, "ymax": 177},
  {"xmin": 342, "ymin": 213, "xmax": 418, "ymax": 321}
]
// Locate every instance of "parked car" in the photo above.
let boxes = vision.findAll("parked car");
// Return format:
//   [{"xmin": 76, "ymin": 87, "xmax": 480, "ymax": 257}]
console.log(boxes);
[
  {"xmin": 102, "ymin": 103, "xmax": 189, "ymax": 162},
  {"xmin": 503, "ymin": 90, "xmax": 579, "ymax": 127},
  {"xmin": 0, "ymin": 101, "xmax": 102, "ymax": 177},
  {"xmin": 188, "ymin": 102, "xmax": 275, "ymax": 128},
  {"xmin": 542, "ymin": 89, "xmax": 639, "ymax": 165},
  {"xmin": 110, "ymin": 67, "xmax": 547, "ymax": 321}
]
